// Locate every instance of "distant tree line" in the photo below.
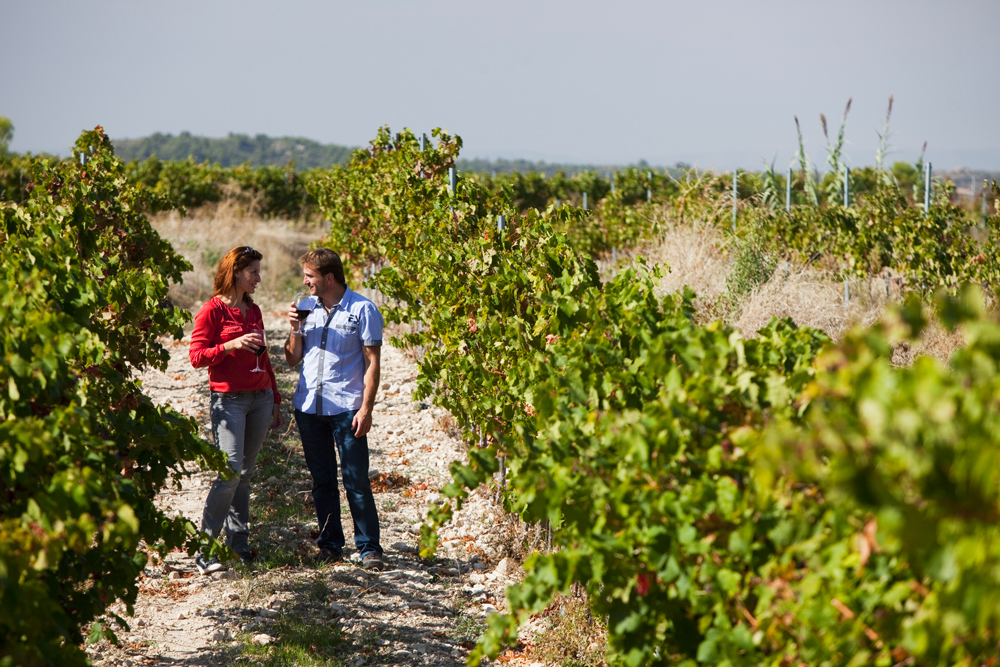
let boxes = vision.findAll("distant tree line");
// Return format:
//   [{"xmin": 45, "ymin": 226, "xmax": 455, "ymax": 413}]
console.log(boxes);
[
  {"xmin": 455, "ymin": 156, "xmax": 686, "ymax": 178},
  {"xmin": 111, "ymin": 132, "xmax": 355, "ymax": 170}
]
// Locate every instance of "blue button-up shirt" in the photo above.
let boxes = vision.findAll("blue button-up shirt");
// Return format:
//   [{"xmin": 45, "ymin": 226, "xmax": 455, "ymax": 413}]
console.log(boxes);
[{"xmin": 293, "ymin": 286, "xmax": 383, "ymax": 416}]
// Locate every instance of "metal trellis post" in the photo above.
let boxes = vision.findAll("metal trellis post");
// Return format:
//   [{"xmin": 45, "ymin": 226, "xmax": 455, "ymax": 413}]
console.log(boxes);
[
  {"xmin": 924, "ymin": 162, "xmax": 932, "ymax": 216},
  {"xmin": 984, "ymin": 180, "xmax": 990, "ymax": 226},
  {"xmin": 732, "ymin": 169, "xmax": 738, "ymax": 226},
  {"xmin": 843, "ymin": 165, "xmax": 850, "ymax": 207},
  {"xmin": 786, "ymin": 165, "xmax": 792, "ymax": 212}
]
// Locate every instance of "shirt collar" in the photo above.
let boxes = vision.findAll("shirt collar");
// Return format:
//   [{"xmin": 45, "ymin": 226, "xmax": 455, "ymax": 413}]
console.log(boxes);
[{"xmin": 320, "ymin": 285, "xmax": 353, "ymax": 311}]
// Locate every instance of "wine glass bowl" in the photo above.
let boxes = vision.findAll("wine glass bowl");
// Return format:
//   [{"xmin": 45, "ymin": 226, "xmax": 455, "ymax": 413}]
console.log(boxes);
[
  {"xmin": 250, "ymin": 327, "xmax": 266, "ymax": 373},
  {"xmin": 292, "ymin": 292, "xmax": 313, "ymax": 335}
]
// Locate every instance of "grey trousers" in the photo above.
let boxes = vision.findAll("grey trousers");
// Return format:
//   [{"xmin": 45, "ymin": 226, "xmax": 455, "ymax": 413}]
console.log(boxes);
[{"xmin": 201, "ymin": 388, "xmax": 273, "ymax": 553}]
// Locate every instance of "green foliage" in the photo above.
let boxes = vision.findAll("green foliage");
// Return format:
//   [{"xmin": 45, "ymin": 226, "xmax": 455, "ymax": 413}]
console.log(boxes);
[
  {"xmin": 0, "ymin": 153, "xmax": 34, "ymax": 206},
  {"xmin": 892, "ymin": 161, "xmax": 922, "ymax": 203},
  {"xmin": 311, "ymin": 126, "xmax": 1000, "ymax": 666},
  {"xmin": 757, "ymin": 285, "xmax": 1000, "ymax": 664},
  {"xmin": 123, "ymin": 156, "xmax": 320, "ymax": 219},
  {"xmin": 314, "ymin": 127, "xmax": 888, "ymax": 666},
  {"xmin": 0, "ymin": 127, "xmax": 226, "ymax": 666},
  {"xmin": 0, "ymin": 118, "xmax": 13, "ymax": 159},
  {"xmin": 719, "ymin": 219, "xmax": 777, "ymax": 312},
  {"xmin": 751, "ymin": 179, "xmax": 1000, "ymax": 293},
  {"xmin": 112, "ymin": 131, "xmax": 354, "ymax": 170}
]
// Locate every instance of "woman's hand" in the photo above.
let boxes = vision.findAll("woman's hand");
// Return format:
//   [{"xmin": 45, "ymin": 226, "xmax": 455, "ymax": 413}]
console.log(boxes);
[
  {"xmin": 271, "ymin": 405, "xmax": 284, "ymax": 430},
  {"xmin": 225, "ymin": 332, "xmax": 263, "ymax": 353}
]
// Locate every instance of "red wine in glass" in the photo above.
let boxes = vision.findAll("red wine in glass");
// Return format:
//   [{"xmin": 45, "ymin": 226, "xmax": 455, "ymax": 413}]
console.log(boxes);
[
  {"xmin": 251, "ymin": 328, "xmax": 266, "ymax": 372},
  {"xmin": 293, "ymin": 293, "xmax": 312, "ymax": 334}
]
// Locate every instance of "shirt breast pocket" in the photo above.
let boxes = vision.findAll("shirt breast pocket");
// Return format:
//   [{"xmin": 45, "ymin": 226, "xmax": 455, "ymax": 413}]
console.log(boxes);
[{"xmin": 333, "ymin": 323, "xmax": 360, "ymax": 354}]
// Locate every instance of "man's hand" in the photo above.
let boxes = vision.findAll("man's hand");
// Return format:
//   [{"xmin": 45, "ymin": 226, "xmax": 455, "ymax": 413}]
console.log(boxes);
[
  {"xmin": 284, "ymin": 303, "xmax": 305, "ymax": 367},
  {"xmin": 352, "ymin": 409, "xmax": 372, "ymax": 437},
  {"xmin": 271, "ymin": 405, "xmax": 284, "ymax": 430}
]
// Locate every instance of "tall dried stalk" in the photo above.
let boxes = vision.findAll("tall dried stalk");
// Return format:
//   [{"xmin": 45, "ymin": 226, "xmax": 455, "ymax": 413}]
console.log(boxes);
[
  {"xmin": 794, "ymin": 116, "xmax": 819, "ymax": 207},
  {"xmin": 822, "ymin": 98, "xmax": 852, "ymax": 202}
]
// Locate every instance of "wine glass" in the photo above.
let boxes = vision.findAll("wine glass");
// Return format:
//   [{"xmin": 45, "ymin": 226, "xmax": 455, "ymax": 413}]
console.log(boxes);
[
  {"xmin": 292, "ymin": 292, "xmax": 312, "ymax": 336},
  {"xmin": 250, "ymin": 326, "xmax": 266, "ymax": 373}
]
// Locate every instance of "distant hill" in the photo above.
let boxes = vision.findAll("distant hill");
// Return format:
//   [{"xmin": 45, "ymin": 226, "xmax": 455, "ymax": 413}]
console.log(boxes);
[
  {"xmin": 111, "ymin": 132, "xmax": 356, "ymax": 169},
  {"xmin": 110, "ymin": 132, "xmax": 681, "ymax": 176}
]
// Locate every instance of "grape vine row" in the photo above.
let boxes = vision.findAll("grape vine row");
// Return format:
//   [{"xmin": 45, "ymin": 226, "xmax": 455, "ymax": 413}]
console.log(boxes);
[
  {"xmin": 312, "ymin": 128, "xmax": 1000, "ymax": 665},
  {"xmin": 1, "ymin": 128, "xmax": 227, "ymax": 666}
]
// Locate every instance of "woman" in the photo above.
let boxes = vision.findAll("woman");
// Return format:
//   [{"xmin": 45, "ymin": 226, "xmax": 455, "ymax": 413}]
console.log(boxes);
[{"xmin": 189, "ymin": 246, "xmax": 283, "ymax": 573}]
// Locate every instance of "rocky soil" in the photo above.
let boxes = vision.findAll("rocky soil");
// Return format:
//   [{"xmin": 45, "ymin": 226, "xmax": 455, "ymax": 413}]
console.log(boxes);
[{"xmin": 84, "ymin": 317, "xmax": 545, "ymax": 667}]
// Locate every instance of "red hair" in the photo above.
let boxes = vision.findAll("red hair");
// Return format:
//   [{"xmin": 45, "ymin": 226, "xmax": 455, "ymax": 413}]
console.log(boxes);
[{"xmin": 212, "ymin": 246, "xmax": 263, "ymax": 303}]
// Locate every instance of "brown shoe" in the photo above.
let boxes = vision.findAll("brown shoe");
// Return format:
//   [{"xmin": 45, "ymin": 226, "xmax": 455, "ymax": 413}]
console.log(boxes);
[{"xmin": 362, "ymin": 553, "xmax": 384, "ymax": 571}]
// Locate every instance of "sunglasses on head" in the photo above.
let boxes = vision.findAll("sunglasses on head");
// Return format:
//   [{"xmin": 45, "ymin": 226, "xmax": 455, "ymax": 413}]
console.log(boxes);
[{"xmin": 243, "ymin": 246, "xmax": 255, "ymax": 256}]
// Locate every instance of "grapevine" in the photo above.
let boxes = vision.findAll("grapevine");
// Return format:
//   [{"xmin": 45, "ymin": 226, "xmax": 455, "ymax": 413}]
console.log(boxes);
[{"xmin": 0, "ymin": 128, "xmax": 226, "ymax": 666}]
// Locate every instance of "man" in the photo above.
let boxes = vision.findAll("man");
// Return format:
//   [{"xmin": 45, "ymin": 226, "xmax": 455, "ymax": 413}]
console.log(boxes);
[{"xmin": 285, "ymin": 248, "xmax": 384, "ymax": 570}]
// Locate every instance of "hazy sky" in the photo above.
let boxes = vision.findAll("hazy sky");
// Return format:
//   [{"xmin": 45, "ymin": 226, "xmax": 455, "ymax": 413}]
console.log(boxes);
[{"xmin": 3, "ymin": 0, "xmax": 998, "ymax": 170}]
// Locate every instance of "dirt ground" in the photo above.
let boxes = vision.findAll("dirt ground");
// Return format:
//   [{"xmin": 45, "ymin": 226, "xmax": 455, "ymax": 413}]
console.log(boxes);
[{"xmin": 84, "ymin": 312, "xmax": 546, "ymax": 667}]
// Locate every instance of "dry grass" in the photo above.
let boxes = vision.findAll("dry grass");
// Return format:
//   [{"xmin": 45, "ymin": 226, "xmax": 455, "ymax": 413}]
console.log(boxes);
[
  {"xmin": 527, "ymin": 594, "xmax": 607, "ymax": 667},
  {"xmin": 643, "ymin": 218, "xmax": 728, "ymax": 304},
  {"xmin": 734, "ymin": 269, "xmax": 878, "ymax": 341},
  {"xmin": 151, "ymin": 199, "xmax": 325, "ymax": 315},
  {"xmin": 633, "ymin": 217, "xmax": 970, "ymax": 364}
]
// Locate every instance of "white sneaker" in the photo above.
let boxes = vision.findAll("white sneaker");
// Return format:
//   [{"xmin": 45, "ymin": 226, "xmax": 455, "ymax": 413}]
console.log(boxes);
[{"xmin": 195, "ymin": 554, "xmax": 225, "ymax": 575}]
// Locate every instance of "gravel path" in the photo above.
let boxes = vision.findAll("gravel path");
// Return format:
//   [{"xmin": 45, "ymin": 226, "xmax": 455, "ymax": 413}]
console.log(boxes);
[{"xmin": 85, "ymin": 317, "xmax": 527, "ymax": 667}]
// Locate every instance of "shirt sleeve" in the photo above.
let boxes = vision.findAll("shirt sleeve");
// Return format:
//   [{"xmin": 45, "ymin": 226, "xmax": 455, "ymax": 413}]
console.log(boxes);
[
  {"xmin": 359, "ymin": 301, "xmax": 383, "ymax": 347},
  {"xmin": 189, "ymin": 300, "xmax": 229, "ymax": 368}
]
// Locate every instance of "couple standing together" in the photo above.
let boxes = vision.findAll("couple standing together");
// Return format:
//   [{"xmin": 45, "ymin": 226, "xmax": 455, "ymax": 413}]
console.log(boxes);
[{"xmin": 188, "ymin": 246, "xmax": 385, "ymax": 573}]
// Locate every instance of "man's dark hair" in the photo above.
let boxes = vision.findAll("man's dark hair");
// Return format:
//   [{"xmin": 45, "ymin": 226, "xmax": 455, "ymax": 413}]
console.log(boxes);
[{"xmin": 300, "ymin": 248, "xmax": 346, "ymax": 286}]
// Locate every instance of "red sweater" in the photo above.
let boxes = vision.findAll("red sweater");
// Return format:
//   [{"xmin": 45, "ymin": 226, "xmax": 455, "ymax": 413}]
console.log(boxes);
[{"xmin": 189, "ymin": 297, "xmax": 281, "ymax": 404}]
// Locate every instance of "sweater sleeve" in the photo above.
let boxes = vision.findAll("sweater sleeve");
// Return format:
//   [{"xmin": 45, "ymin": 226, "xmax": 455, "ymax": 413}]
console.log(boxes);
[{"xmin": 189, "ymin": 300, "xmax": 229, "ymax": 368}]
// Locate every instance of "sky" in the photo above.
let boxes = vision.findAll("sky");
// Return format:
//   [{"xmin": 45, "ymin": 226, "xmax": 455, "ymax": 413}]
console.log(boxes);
[{"xmin": 2, "ymin": 0, "xmax": 998, "ymax": 171}]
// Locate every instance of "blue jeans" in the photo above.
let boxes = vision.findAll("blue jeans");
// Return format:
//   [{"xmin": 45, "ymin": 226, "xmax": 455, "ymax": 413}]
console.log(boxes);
[
  {"xmin": 201, "ymin": 389, "xmax": 273, "ymax": 553},
  {"xmin": 294, "ymin": 409, "xmax": 382, "ymax": 557}
]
